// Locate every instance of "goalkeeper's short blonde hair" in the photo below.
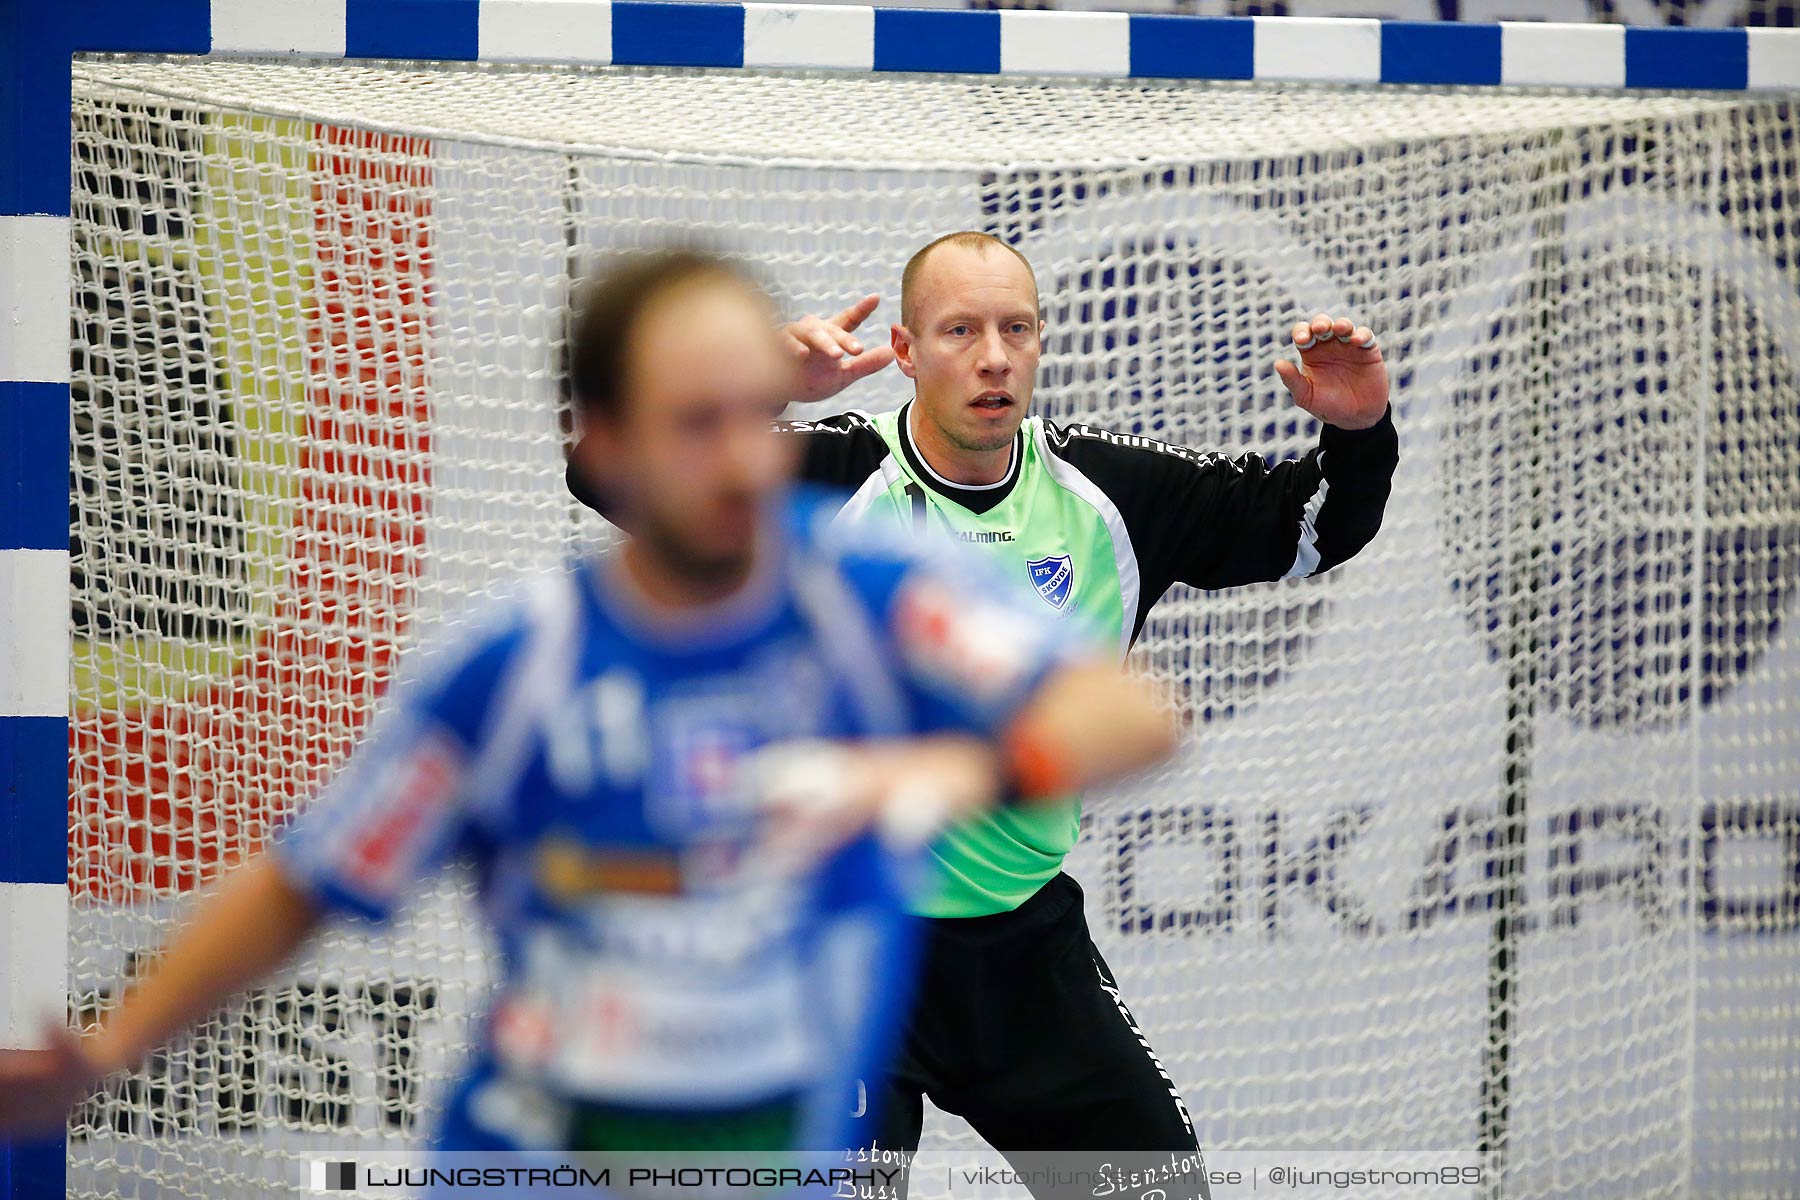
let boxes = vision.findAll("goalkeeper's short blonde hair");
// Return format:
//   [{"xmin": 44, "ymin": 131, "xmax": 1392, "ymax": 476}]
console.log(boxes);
[{"xmin": 900, "ymin": 231, "xmax": 1039, "ymax": 328}]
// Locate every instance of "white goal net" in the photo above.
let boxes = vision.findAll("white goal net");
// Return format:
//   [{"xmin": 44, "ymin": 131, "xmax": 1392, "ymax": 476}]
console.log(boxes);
[{"xmin": 64, "ymin": 57, "xmax": 1799, "ymax": 1199}]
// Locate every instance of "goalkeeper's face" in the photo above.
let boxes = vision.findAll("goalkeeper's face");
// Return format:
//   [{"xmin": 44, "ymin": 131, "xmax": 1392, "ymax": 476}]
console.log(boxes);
[
  {"xmin": 581, "ymin": 277, "xmax": 798, "ymax": 581},
  {"xmin": 896, "ymin": 242, "xmax": 1043, "ymax": 456}
]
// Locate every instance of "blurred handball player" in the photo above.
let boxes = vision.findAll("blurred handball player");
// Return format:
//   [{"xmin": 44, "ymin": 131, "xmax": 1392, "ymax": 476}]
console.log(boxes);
[{"xmin": 0, "ymin": 250, "xmax": 1177, "ymax": 1189}]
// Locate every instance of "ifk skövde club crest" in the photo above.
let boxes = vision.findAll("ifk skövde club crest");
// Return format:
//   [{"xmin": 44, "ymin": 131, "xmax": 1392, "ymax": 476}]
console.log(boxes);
[{"xmin": 1027, "ymin": 554, "xmax": 1075, "ymax": 612}]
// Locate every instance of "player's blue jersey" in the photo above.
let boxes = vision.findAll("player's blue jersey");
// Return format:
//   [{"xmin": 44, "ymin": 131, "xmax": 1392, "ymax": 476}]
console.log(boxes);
[{"xmin": 274, "ymin": 490, "xmax": 1087, "ymax": 1154}]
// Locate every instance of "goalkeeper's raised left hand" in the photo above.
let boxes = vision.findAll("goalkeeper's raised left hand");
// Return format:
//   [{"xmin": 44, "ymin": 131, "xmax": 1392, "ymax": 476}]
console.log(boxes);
[
  {"xmin": 1273, "ymin": 312, "xmax": 1389, "ymax": 431},
  {"xmin": 780, "ymin": 294, "xmax": 898, "ymax": 405}
]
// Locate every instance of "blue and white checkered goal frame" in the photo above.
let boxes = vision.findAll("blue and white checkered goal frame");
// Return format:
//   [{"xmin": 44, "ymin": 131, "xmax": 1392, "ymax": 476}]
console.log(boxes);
[{"xmin": 6, "ymin": 4, "xmax": 1800, "ymax": 1199}]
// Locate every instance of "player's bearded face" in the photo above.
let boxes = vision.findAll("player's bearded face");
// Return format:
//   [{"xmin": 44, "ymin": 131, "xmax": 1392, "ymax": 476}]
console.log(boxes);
[
  {"xmin": 897, "ymin": 243, "xmax": 1042, "ymax": 455},
  {"xmin": 591, "ymin": 281, "xmax": 798, "ymax": 582}
]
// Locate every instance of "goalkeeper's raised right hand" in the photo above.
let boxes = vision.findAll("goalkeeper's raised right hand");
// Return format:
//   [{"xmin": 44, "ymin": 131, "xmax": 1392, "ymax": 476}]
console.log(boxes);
[{"xmin": 780, "ymin": 294, "xmax": 897, "ymax": 405}]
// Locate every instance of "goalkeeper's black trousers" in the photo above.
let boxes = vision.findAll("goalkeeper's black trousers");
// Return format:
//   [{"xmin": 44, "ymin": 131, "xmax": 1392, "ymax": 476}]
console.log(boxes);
[{"xmin": 860, "ymin": 871, "xmax": 1211, "ymax": 1200}]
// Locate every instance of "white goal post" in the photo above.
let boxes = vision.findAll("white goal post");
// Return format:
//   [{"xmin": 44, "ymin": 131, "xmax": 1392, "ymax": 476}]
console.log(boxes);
[{"xmin": 4, "ymin": 5, "xmax": 1799, "ymax": 1199}]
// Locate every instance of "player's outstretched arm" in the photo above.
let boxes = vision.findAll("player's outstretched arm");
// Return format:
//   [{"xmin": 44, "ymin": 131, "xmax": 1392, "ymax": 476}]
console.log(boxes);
[
  {"xmin": 859, "ymin": 657, "xmax": 1175, "ymax": 842},
  {"xmin": 0, "ymin": 856, "xmax": 321, "ymax": 1137},
  {"xmin": 754, "ymin": 657, "xmax": 1175, "ymax": 863},
  {"xmin": 780, "ymin": 294, "xmax": 897, "ymax": 404},
  {"xmin": 1002, "ymin": 659, "xmax": 1178, "ymax": 800}
]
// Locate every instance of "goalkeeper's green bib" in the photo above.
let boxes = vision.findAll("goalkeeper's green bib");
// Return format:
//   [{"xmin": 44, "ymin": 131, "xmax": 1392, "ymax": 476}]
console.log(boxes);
[{"xmin": 835, "ymin": 406, "xmax": 1133, "ymax": 918}]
